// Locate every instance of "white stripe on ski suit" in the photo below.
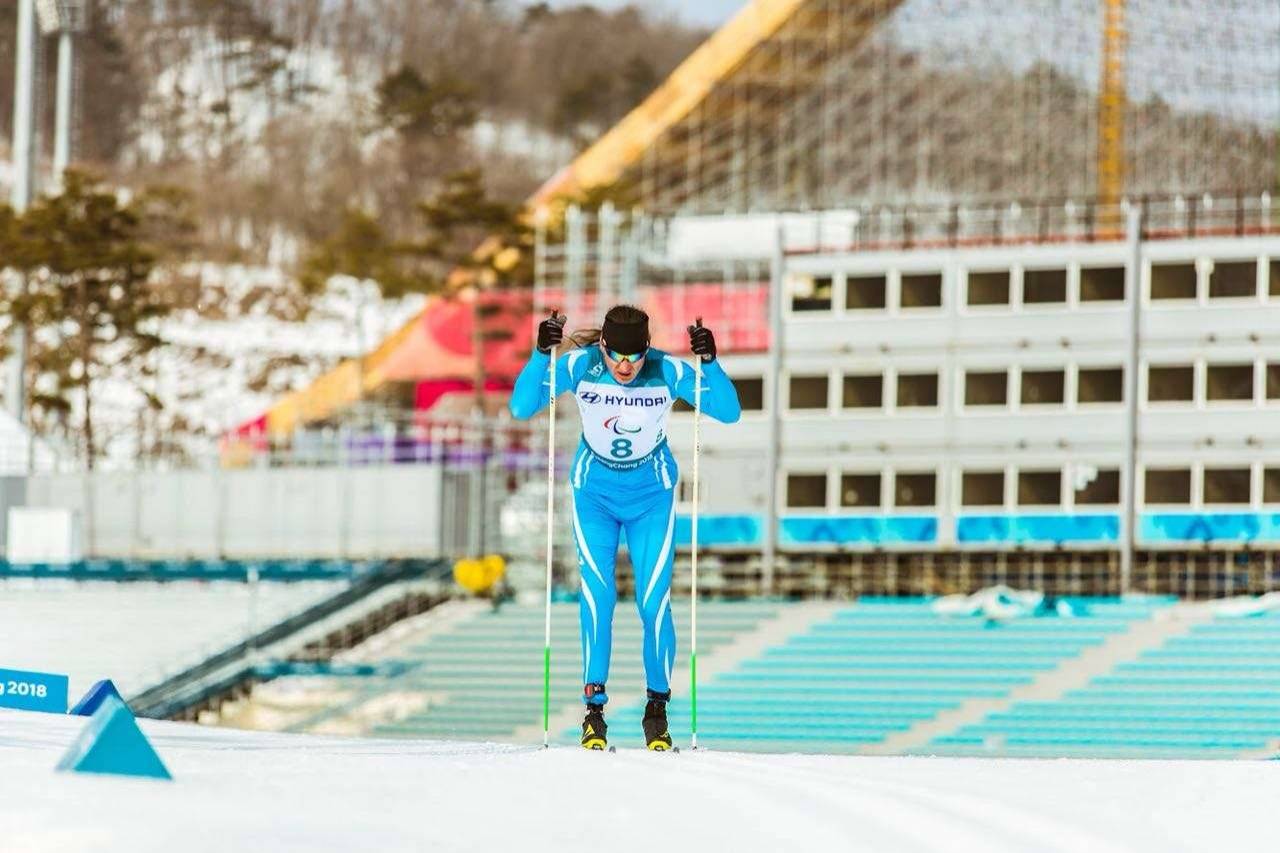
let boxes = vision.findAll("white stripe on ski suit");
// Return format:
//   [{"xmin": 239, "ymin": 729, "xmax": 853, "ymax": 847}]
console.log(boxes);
[
  {"xmin": 655, "ymin": 587, "xmax": 671, "ymax": 669},
  {"xmin": 641, "ymin": 497, "xmax": 677, "ymax": 609},
  {"xmin": 572, "ymin": 499, "xmax": 607, "ymax": 591},
  {"xmin": 580, "ymin": 581, "xmax": 597, "ymax": 679}
]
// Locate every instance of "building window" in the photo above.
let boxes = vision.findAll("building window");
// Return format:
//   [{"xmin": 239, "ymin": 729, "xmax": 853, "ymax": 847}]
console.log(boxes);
[
  {"xmin": 1203, "ymin": 467, "xmax": 1251, "ymax": 505},
  {"xmin": 967, "ymin": 271, "xmax": 1010, "ymax": 306},
  {"xmin": 1147, "ymin": 365, "xmax": 1194, "ymax": 402},
  {"xmin": 962, "ymin": 471, "xmax": 1005, "ymax": 507},
  {"xmin": 897, "ymin": 373, "xmax": 939, "ymax": 408},
  {"xmin": 1265, "ymin": 468, "xmax": 1280, "ymax": 504},
  {"xmin": 1271, "ymin": 261, "xmax": 1280, "ymax": 297},
  {"xmin": 786, "ymin": 474, "xmax": 827, "ymax": 508},
  {"xmin": 790, "ymin": 275, "xmax": 832, "ymax": 312},
  {"xmin": 1145, "ymin": 468, "xmax": 1192, "ymax": 505},
  {"xmin": 840, "ymin": 474, "xmax": 881, "ymax": 508},
  {"xmin": 894, "ymin": 472, "xmax": 936, "ymax": 508},
  {"xmin": 964, "ymin": 371, "xmax": 1008, "ymax": 406},
  {"xmin": 736, "ymin": 377, "xmax": 765, "ymax": 411},
  {"xmin": 1081, "ymin": 267, "xmax": 1125, "ymax": 302},
  {"xmin": 1267, "ymin": 363, "xmax": 1280, "ymax": 400},
  {"xmin": 789, "ymin": 375, "xmax": 829, "ymax": 410},
  {"xmin": 1021, "ymin": 369, "xmax": 1065, "ymax": 405},
  {"xmin": 1078, "ymin": 367, "xmax": 1123, "ymax": 403},
  {"xmin": 900, "ymin": 273, "xmax": 942, "ymax": 308},
  {"xmin": 1018, "ymin": 470, "xmax": 1061, "ymax": 506},
  {"xmin": 1023, "ymin": 269, "xmax": 1067, "ymax": 304},
  {"xmin": 1206, "ymin": 364, "xmax": 1254, "ymax": 402},
  {"xmin": 846, "ymin": 275, "xmax": 887, "ymax": 310},
  {"xmin": 1150, "ymin": 263, "xmax": 1196, "ymax": 300},
  {"xmin": 842, "ymin": 374, "xmax": 883, "ymax": 409},
  {"xmin": 1075, "ymin": 469, "xmax": 1120, "ymax": 505},
  {"xmin": 1209, "ymin": 260, "xmax": 1256, "ymax": 298}
]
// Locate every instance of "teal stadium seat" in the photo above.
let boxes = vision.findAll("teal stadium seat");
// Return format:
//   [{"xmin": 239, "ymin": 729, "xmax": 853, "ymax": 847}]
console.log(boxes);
[{"xmin": 927, "ymin": 608, "xmax": 1280, "ymax": 759}]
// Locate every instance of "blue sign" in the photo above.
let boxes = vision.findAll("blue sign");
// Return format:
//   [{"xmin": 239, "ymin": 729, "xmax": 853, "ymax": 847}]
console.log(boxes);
[{"xmin": 0, "ymin": 667, "xmax": 69, "ymax": 714}]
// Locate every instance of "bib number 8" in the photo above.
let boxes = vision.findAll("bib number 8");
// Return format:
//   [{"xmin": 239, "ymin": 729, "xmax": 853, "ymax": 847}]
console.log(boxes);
[{"xmin": 610, "ymin": 438, "xmax": 633, "ymax": 459}]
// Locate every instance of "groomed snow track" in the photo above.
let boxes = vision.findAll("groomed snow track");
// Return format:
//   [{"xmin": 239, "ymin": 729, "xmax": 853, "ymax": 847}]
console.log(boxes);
[{"xmin": 1, "ymin": 708, "xmax": 1275, "ymax": 852}]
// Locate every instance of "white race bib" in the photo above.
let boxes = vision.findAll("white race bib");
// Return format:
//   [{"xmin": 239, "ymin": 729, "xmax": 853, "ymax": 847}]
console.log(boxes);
[{"xmin": 574, "ymin": 379, "xmax": 672, "ymax": 464}]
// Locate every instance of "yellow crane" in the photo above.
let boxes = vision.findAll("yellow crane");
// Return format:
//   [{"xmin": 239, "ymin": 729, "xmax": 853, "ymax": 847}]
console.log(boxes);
[{"xmin": 1098, "ymin": 0, "xmax": 1126, "ymax": 218}]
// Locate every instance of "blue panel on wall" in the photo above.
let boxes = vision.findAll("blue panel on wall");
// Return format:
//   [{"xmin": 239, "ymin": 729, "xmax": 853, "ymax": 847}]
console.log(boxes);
[
  {"xmin": 957, "ymin": 514, "xmax": 1119, "ymax": 545},
  {"xmin": 1140, "ymin": 512, "xmax": 1280, "ymax": 544},
  {"xmin": 779, "ymin": 515, "xmax": 937, "ymax": 545},
  {"xmin": 675, "ymin": 514, "xmax": 762, "ymax": 546}
]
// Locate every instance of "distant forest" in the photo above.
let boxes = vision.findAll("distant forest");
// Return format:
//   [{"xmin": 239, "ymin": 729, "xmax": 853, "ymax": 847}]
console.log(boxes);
[{"xmin": 0, "ymin": 1, "xmax": 707, "ymax": 260}]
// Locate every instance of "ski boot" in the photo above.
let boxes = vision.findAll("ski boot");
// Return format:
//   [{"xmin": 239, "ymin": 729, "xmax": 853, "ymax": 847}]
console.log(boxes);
[
  {"xmin": 581, "ymin": 704, "xmax": 608, "ymax": 750},
  {"xmin": 642, "ymin": 690, "xmax": 673, "ymax": 751},
  {"xmin": 581, "ymin": 684, "xmax": 609, "ymax": 750}
]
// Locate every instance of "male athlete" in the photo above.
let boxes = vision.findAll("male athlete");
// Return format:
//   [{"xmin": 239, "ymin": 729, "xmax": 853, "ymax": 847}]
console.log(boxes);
[{"xmin": 509, "ymin": 305, "xmax": 741, "ymax": 749}]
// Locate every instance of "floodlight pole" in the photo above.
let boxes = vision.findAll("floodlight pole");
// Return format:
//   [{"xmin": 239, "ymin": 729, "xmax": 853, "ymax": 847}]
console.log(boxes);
[
  {"xmin": 53, "ymin": 28, "xmax": 73, "ymax": 181},
  {"xmin": 7, "ymin": 0, "xmax": 38, "ymax": 427}
]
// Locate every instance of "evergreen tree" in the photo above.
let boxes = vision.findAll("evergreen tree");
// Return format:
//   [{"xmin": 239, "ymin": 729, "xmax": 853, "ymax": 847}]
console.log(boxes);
[{"xmin": 13, "ymin": 172, "xmax": 182, "ymax": 467}]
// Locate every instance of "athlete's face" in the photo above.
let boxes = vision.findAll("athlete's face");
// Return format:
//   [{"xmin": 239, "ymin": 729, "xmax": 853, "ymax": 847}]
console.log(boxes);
[{"xmin": 600, "ymin": 342, "xmax": 646, "ymax": 384}]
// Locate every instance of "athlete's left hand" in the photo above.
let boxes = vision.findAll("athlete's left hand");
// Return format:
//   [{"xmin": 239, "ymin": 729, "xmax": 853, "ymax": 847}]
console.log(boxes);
[{"xmin": 687, "ymin": 317, "xmax": 717, "ymax": 363}]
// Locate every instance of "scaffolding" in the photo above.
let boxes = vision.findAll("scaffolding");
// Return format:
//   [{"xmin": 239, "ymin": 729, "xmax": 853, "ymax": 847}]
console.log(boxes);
[{"xmin": 540, "ymin": 0, "xmax": 1280, "ymax": 216}]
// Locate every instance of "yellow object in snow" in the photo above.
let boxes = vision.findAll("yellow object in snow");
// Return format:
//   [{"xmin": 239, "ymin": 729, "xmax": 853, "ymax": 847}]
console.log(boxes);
[{"xmin": 453, "ymin": 555, "xmax": 506, "ymax": 595}]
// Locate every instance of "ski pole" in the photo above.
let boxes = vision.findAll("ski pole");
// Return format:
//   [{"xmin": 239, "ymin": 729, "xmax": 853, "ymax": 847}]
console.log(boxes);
[
  {"xmin": 690, "ymin": 318, "xmax": 703, "ymax": 750},
  {"xmin": 542, "ymin": 327, "xmax": 558, "ymax": 749}
]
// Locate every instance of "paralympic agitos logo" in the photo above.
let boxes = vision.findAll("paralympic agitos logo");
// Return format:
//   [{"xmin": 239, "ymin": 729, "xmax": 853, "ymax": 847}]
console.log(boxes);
[{"xmin": 603, "ymin": 416, "xmax": 642, "ymax": 435}]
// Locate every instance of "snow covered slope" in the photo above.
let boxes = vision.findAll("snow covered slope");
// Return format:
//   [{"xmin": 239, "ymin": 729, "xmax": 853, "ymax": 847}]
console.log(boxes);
[{"xmin": 0, "ymin": 708, "xmax": 1274, "ymax": 852}]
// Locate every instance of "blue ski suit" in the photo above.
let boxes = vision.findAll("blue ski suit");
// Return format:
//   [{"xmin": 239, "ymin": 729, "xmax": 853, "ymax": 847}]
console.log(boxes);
[{"xmin": 509, "ymin": 344, "xmax": 741, "ymax": 705}]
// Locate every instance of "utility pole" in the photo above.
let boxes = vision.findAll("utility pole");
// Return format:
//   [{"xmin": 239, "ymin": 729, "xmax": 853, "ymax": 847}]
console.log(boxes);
[
  {"xmin": 762, "ymin": 224, "xmax": 785, "ymax": 596},
  {"xmin": 1120, "ymin": 205, "xmax": 1144, "ymax": 594}
]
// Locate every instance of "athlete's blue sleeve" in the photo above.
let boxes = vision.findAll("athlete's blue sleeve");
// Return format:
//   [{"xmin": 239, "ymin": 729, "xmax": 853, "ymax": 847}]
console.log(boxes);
[
  {"xmin": 509, "ymin": 349, "xmax": 576, "ymax": 420},
  {"xmin": 667, "ymin": 358, "xmax": 741, "ymax": 424}
]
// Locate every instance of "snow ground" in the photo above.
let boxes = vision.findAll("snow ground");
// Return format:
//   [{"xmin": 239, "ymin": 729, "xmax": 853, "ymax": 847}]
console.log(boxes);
[{"xmin": 0, "ymin": 708, "xmax": 1274, "ymax": 853}]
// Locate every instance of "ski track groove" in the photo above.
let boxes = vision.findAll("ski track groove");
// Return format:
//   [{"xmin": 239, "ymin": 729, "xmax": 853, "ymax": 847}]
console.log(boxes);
[{"xmin": 713, "ymin": 753, "xmax": 1142, "ymax": 853}]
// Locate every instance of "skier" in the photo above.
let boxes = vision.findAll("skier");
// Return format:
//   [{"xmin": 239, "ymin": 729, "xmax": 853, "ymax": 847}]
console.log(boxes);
[{"xmin": 509, "ymin": 305, "xmax": 741, "ymax": 750}]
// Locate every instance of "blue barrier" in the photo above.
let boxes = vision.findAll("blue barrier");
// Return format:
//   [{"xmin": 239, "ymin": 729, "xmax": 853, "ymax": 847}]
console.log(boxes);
[
  {"xmin": 780, "ymin": 515, "xmax": 937, "ymax": 545},
  {"xmin": 676, "ymin": 514, "xmax": 761, "ymax": 546},
  {"xmin": 250, "ymin": 660, "xmax": 413, "ymax": 679},
  {"xmin": 957, "ymin": 513, "xmax": 1119, "ymax": 545},
  {"xmin": 0, "ymin": 667, "xmax": 69, "ymax": 714},
  {"xmin": 70, "ymin": 679, "xmax": 125, "ymax": 716},
  {"xmin": 1141, "ymin": 512, "xmax": 1280, "ymax": 544},
  {"xmin": 56, "ymin": 696, "xmax": 171, "ymax": 781},
  {"xmin": 0, "ymin": 558, "xmax": 441, "ymax": 582}
]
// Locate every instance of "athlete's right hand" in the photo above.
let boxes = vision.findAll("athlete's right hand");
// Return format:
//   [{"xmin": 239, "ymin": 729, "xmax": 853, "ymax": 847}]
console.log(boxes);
[{"xmin": 536, "ymin": 310, "xmax": 567, "ymax": 354}]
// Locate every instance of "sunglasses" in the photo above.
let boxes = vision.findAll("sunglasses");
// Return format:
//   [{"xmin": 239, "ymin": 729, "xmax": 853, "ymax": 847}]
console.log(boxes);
[{"xmin": 603, "ymin": 344, "xmax": 648, "ymax": 364}]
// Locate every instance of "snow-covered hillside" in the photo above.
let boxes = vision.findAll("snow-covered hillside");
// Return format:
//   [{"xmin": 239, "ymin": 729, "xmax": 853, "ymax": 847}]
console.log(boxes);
[{"xmin": 1, "ymin": 708, "xmax": 1274, "ymax": 852}]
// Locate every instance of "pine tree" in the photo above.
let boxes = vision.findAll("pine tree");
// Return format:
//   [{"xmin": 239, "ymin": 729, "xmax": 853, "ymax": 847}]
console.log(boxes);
[{"xmin": 13, "ymin": 171, "xmax": 182, "ymax": 467}]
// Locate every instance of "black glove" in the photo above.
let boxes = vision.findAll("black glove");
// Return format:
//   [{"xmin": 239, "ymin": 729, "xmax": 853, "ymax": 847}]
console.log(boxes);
[
  {"xmin": 687, "ymin": 318, "xmax": 716, "ymax": 363},
  {"xmin": 537, "ymin": 310, "xmax": 566, "ymax": 354}
]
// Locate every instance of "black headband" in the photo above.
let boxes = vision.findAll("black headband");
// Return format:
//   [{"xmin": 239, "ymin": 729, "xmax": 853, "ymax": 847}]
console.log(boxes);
[{"xmin": 600, "ymin": 315, "xmax": 649, "ymax": 356}]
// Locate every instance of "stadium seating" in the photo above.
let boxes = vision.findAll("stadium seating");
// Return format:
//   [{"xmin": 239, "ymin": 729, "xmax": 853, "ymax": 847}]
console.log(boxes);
[
  {"xmin": 295, "ymin": 601, "xmax": 781, "ymax": 742},
  {"xmin": 928, "ymin": 609, "xmax": 1280, "ymax": 759},
  {"xmin": 603, "ymin": 596, "xmax": 1171, "ymax": 754},
  {"xmin": 282, "ymin": 595, "xmax": 1193, "ymax": 754}
]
